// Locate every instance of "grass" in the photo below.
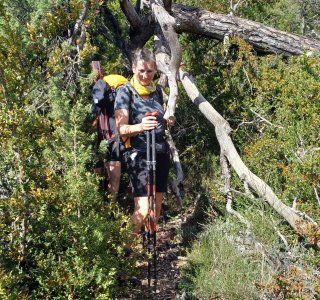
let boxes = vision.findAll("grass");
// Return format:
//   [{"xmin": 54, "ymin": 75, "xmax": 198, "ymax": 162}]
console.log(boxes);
[{"xmin": 180, "ymin": 219, "xmax": 264, "ymax": 300}]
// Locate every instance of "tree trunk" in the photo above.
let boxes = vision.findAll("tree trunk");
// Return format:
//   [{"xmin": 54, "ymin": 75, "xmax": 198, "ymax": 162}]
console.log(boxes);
[
  {"xmin": 173, "ymin": 3, "xmax": 320, "ymax": 57},
  {"xmin": 152, "ymin": 1, "xmax": 181, "ymax": 119}
]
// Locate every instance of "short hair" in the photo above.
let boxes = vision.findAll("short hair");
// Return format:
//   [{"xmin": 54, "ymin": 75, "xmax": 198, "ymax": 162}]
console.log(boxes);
[{"xmin": 132, "ymin": 48, "xmax": 156, "ymax": 66}]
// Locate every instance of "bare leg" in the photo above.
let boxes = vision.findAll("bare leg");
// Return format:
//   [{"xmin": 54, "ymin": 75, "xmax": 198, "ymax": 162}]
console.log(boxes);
[
  {"xmin": 131, "ymin": 192, "xmax": 164, "ymax": 235},
  {"xmin": 155, "ymin": 192, "xmax": 163, "ymax": 223},
  {"xmin": 106, "ymin": 161, "xmax": 121, "ymax": 201},
  {"xmin": 131, "ymin": 196, "xmax": 149, "ymax": 235}
]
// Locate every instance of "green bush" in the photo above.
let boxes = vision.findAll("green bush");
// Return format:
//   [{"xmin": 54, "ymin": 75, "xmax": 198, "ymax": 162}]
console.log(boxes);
[{"xmin": 0, "ymin": 4, "xmax": 133, "ymax": 297}]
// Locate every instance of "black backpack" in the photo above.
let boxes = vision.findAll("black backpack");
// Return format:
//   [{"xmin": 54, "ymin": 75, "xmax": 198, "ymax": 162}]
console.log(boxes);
[{"xmin": 91, "ymin": 61, "xmax": 128, "ymax": 143}]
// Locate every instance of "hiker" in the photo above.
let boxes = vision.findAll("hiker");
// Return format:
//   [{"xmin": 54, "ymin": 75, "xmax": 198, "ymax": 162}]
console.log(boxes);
[
  {"xmin": 92, "ymin": 72, "xmax": 128, "ymax": 201},
  {"xmin": 114, "ymin": 48, "xmax": 174, "ymax": 236},
  {"xmin": 103, "ymin": 119, "xmax": 121, "ymax": 199},
  {"xmin": 92, "ymin": 111, "xmax": 122, "ymax": 201}
]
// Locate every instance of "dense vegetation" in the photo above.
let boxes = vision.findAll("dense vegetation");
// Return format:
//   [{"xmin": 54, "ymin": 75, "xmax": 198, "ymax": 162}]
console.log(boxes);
[
  {"xmin": 0, "ymin": 1, "xmax": 133, "ymax": 298},
  {"xmin": 0, "ymin": 0, "xmax": 319, "ymax": 299},
  {"xmin": 176, "ymin": 1, "xmax": 320, "ymax": 298}
]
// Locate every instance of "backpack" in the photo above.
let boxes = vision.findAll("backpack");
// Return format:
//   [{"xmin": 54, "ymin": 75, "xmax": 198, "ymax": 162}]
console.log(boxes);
[
  {"xmin": 91, "ymin": 61, "xmax": 128, "ymax": 144},
  {"xmin": 92, "ymin": 75, "xmax": 128, "ymax": 116}
]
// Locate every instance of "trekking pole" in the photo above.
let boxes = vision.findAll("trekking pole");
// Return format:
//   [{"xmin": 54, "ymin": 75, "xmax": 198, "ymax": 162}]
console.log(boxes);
[
  {"xmin": 145, "ymin": 127, "xmax": 152, "ymax": 289},
  {"xmin": 145, "ymin": 111, "xmax": 158, "ymax": 291},
  {"xmin": 151, "ymin": 121, "xmax": 157, "ymax": 291}
]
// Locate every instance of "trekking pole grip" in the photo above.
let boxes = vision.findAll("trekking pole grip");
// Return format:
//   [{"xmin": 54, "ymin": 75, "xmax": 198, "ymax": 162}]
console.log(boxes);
[
  {"xmin": 145, "ymin": 112, "xmax": 158, "ymax": 116},
  {"xmin": 145, "ymin": 111, "xmax": 158, "ymax": 118},
  {"xmin": 143, "ymin": 111, "xmax": 158, "ymax": 133}
]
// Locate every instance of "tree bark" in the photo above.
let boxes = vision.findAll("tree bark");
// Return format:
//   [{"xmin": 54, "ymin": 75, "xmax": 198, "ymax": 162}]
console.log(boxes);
[
  {"xmin": 152, "ymin": 0, "xmax": 181, "ymax": 119},
  {"xmin": 68, "ymin": 1, "xmax": 88, "ymax": 45},
  {"xmin": 152, "ymin": 2, "xmax": 183, "ymax": 203},
  {"xmin": 166, "ymin": 130, "xmax": 184, "ymax": 206},
  {"xmin": 120, "ymin": 0, "xmax": 155, "ymax": 52},
  {"xmin": 120, "ymin": 0, "xmax": 142, "ymax": 29},
  {"xmin": 172, "ymin": 3, "xmax": 320, "ymax": 57}
]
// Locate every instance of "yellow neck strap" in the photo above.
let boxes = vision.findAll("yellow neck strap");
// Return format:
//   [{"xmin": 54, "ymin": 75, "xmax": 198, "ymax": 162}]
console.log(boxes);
[{"xmin": 130, "ymin": 76, "xmax": 156, "ymax": 96}]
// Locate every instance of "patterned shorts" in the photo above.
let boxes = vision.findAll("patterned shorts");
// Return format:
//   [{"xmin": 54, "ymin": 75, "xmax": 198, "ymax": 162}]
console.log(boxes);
[{"xmin": 124, "ymin": 150, "xmax": 170, "ymax": 197}]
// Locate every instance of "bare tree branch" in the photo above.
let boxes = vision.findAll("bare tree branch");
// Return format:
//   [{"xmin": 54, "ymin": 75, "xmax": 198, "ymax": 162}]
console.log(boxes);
[
  {"xmin": 12, "ymin": 146, "xmax": 29, "ymax": 259},
  {"xmin": 220, "ymin": 153, "xmax": 251, "ymax": 227},
  {"xmin": 163, "ymin": 0, "xmax": 172, "ymax": 12},
  {"xmin": 249, "ymin": 108, "xmax": 283, "ymax": 128},
  {"xmin": 229, "ymin": 0, "xmax": 246, "ymax": 16},
  {"xmin": 79, "ymin": 23, "xmax": 86, "ymax": 50},
  {"xmin": 314, "ymin": 187, "xmax": 320, "ymax": 207},
  {"xmin": 68, "ymin": 1, "xmax": 88, "ymax": 45},
  {"xmin": 274, "ymin": 226, "xmax": 289, "ymax": 248},
  {"xmin": 152, "ymin": 18, "xmax": 183, "ymax": 204},
  {"xmin": 96, "ymin": 5, "xmax": 131, "ymax": 68},
  {"xmin": 120, "ymin": 0, "xmax": 142, "ymax": 29},
  {"xmin": 292, "ymin": 195, "xmax": 299, "ymax": 210},
  {"xmin": 166, "ymin": 130, "xmax": 184, "ymax": 206},
  {"xmin": 120, "ymin": 0, "xmax": 155, "ymax": 53},
  {"xmin": 157, "ymin": 73, "xmax": 168, "ymax": 92},
  {"xmin": 173, "ymin": 3, "xmax": 320, "ymax": 57}
]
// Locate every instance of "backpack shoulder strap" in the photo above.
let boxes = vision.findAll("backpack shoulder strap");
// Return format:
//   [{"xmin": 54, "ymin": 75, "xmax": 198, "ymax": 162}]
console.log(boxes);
[{"xmin": 121, "ymin": 82, "xmax": 135, "ymax": 105}]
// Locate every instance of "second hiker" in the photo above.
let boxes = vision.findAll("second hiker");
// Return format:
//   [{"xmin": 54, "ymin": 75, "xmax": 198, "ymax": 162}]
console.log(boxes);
[{"xmin": 92, "ymin": 72, "xmax": 128, "ymax": 201}]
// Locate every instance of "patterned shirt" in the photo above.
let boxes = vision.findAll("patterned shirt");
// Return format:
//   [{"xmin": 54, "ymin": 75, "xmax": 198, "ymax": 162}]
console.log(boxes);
[{"xmin": 114, "ymin": 83, "xmax": 166, "ymax": 150}]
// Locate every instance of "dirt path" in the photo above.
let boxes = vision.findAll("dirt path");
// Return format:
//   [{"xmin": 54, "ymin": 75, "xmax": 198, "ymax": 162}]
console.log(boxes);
[{"xmin": 120, "ymin": 213, "xmax": 190, "ymax": 299}]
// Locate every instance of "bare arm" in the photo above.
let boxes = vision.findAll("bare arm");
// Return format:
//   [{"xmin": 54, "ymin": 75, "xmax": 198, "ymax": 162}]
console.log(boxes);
[{"xmin": 115, "ymin": 108, "xmax": 158, "ymax": 137}]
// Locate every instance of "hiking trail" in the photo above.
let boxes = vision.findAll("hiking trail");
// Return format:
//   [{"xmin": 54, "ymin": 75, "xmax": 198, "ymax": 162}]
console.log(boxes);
[{"xmin": 120, "ymin": 206, "xmax": 197, "ymax": 300}]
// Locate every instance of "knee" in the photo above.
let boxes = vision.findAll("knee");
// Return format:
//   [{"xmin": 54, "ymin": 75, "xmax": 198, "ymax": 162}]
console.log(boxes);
[
  {"xmin": 136, "ymin": 206, "xmax": 148, "ymax": 221},
  {"xmin": 134, "ymin": 202, "xmax": 148, "ymax": 222}
]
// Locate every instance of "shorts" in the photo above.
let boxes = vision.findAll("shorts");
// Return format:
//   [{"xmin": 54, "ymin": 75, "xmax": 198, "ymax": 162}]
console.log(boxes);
[{"xmin": 124, "ymin": 149, "xmax": 170, "ymax": 197}]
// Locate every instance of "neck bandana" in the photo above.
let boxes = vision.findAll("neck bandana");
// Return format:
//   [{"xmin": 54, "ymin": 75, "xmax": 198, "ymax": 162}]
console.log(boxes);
[{"xmin": 130, "ymin": 76, "xmax": 156, "ymax": 96}]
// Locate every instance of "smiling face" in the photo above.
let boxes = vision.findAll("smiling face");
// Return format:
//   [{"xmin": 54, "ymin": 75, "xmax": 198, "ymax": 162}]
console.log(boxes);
[{"xmin": 132, "ymin": 60, "xmax": 156, "ymax": 86}]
